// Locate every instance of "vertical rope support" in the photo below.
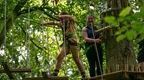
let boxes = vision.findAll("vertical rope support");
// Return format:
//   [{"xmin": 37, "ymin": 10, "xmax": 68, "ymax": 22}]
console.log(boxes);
[
  {"xmin": 42, "ymin": 15, "xmax": 50, "ymax": 75},
  {"xmin": 62, "ymin": 0, "xmax": 72, "ymax": 76},
  {"xmin": 52, "ymin": 0, "xmax": 61, "ymax": 56},
  {"xmin": 46, "ymin": 27, "xmax": 51, "ymax": 75},
  {"xmin": 11, "ymin": 10, "xmax": 15, "ymax": 67},
  {"xmin": 91, "ymin": 25, "xmax": 104, "ymax": 80},
  {"xmin": 4, "ymin": 0, "xmax": 7, "ymax": 57},
  {"xmin": 26, "ymin": 7, "xmax": 30, "ymax": 67},
  {"xmin": 62, "ymin": 19, "xmax": 67, "ymax": 76},
  {"xmin": 88, "ymin": 1, "xmax": 104, "ymax": 79}
]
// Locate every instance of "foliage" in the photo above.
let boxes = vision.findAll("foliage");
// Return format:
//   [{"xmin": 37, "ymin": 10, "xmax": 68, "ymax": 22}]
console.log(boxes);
[
  {"xmin": 0, "ymin": 0, "xmax": 143, "ymax": 80},
  {"xmin": 0, "ymin": 0, "xmax": 99, "ymax": 79},
  {"xmin": 104, "ymin": 5, "xmax": 144, "ymax": 42}
]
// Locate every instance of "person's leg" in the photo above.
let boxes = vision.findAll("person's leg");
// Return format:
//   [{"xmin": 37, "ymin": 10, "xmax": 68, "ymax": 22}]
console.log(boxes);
[
  {"xmin": 85, "ymin": 47, "xmax": 96, "ymax": 77},
  {"xmin": 70, "ymin": 45, "xmax": 86, "ymax": 78},
  {"xmin": 53, "ymin": 46, "xmax": 69, "ymax": 76}
]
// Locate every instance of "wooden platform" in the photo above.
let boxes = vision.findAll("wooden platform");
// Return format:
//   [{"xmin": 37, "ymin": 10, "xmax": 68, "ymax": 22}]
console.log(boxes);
[
  {"xmin": 87, "ymin": 70, "xmax": 144, "ymax": 80},
  {"xmin": 23, "ymin": 76, "xmax": 69, "ymax": 80},
  {"xmin": 0, "ymin": 62, "xmax": 31, "ymax": 79},
  {"xmin": 23, "ymin": 71, "xmax": 144, "ymax": 80},
  {"xmin": 0, "ymin": 68, "xmax": 31, "ymax": 73}
]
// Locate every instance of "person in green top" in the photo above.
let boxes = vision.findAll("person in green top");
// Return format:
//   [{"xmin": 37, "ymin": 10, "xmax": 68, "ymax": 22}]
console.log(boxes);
[{"xmin": 42, "ymin": 12, "xmax": 86, "ymax": 79}]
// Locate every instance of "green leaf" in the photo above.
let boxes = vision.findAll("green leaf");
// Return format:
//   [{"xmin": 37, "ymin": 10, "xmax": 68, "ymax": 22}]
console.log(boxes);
[
  {"xmin": 115, "ymin": 27, "xmax": 127, "ymax": 36},
  {"xmin": 132, "ymin": 21, "xmax": 143, "ymax": 32},
  {"xmin": 115, "ymin": 31, "xmax": 121, "ymax": 35},
  {"xmin": 140, "ymin": 27, "xmax": 144, "ymax": 34},
  {"xmin": 116, "ymin": 34, "xmax": 126, "ymax": 42},
  {"xmin": 104, "ymin": 16, "xmax": 117, "ymax": 26},
  {"xmin": 119, "ymin": 7, "xmax": 131, "ymax": 17},
  {"xmin": 125, "ymin": 30, "xmax": 136, "ymax": 40}
]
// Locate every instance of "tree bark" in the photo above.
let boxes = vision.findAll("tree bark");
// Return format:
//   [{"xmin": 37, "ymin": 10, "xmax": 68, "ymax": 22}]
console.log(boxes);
[{"xmin": 104, "ymin": 0, "xmax": 136, "ymax": 72}]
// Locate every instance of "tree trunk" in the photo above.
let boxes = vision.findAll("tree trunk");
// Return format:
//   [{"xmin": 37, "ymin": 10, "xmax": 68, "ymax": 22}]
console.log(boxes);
[{"xmin": 104, "ymin": 0, "xmax": 136, "ymax": 72}]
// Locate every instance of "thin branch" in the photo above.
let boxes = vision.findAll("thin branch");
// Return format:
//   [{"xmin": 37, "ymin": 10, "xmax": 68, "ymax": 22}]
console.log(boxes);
[
  {"xmin": 17, "ymin": 6, "xmax": 58, "ymax": 20},
  {"xmin": 17, "ymin": 6, "xmax": 40, "ymax": 16},
  {"xmin": 13, "ymin": 0, "xmax": 29, "ymax": 15},
  {"xmin": 19, "ymin": 25, "xmax": 47, "ymax": 53},
  {"xmin": 42, "ymin": 0, "xmax": 49, "ymax": 6}
]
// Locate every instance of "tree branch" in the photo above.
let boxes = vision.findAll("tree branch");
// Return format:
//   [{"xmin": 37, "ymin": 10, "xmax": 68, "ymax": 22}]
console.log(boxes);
[
  {"xmin": 19, "ymin": 26, "xmax": 47, "ymax": 53},
  {"xmin": 17, "ymin": 6, "xmax": 58, "ymax": 20},
  {"xmin": 13, "ymin": 0, "xmax": 29, "ymax": 15},
  {"xmin": 0, "ymin": 0, "xmax": 58, "ymax": 47}
]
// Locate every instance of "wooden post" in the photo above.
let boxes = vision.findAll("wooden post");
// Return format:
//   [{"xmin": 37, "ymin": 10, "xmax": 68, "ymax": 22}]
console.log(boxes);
[{"xmin": 116, "ymin": 64, "xmax": 120, "ymax": 71}]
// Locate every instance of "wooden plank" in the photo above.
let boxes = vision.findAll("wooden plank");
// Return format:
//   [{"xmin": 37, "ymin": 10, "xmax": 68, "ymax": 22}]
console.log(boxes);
[
  {"xmin": 10, "ymin": 68, "xmax": 31, "ymax": 73},
  {"xmin": 1, "ymin": 62, "xmax": 14, "ymax": 79},
  {"xmin": 86, "ymin": 71, "xmax": 144, "ymax": 80},
  {"xmin": 88, "ymin": 71, "xmax": 123, "ymax": 80},
  {"xmin": 124, "ymin": 71, "xmax": 144, "ymax": 80},
  {"xmin": 23, "ymin": 76, "xmax": 69, "ymax": 80},
  {"xmin": 0, "ymin": 68, "xmax": 31, "ymax": 73}
]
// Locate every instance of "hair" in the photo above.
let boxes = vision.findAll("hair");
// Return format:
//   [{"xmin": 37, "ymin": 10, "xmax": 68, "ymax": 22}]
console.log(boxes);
[
  {"xmin": 60, "ymin": 11, "xmax": 68, "ymax": 15},
  {"xmin": 86, "ymin": 15, "xmax": 95, "ymax": 26},
  {"xmin": 87, "ymin": 16, "xmax": 94, "ymax": 19},
  {"xmin": 59, "ymin": 12, "xmax": 75, "ymax": 32}
]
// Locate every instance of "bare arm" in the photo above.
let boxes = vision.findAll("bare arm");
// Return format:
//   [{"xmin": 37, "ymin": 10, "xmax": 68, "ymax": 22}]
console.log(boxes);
[
  {"xmin": 41, "ymin": 21, "xmax": 61, "ymax": 27},
  {"xmin": 95, "ymin": 26, "xmax": 111, "ymax": 33},
  {"xmin": 82, "ymin": 27, "xmax": 101, "ymax": 43}
]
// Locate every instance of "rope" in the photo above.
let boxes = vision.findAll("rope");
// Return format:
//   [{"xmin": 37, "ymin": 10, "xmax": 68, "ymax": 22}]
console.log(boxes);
[
  {"xmin": 4, "ymin": 0, "xmax": 7, "ymax": 52},
  {"xmin": 44, "ymin": 0, "xmax": 55, "ymax": 75},
  {"xmin": 43, "ymin": 21, "xmax": 51, "ymax": 75},
  {"xmin": 53, "ymin": 0, "xmax": 68, "ymax": 76},
  {"xmin": 91, "ymin": 24, "xmax": 104, "ymax": 80},
  {"xmin": 63, "ymin": 18, "xmax": 67, "ymax": 76},
  {"xmin": 62, "ymin": 0, "xmax": 73, "ymax": 76},
  {"xmin": 25, "ymin": 7, "xmax": 30, "ymax": 67},
  {"xmin": 11, "ymin": 9, "xmax": 15, "ymax": 66},
  {"xmin": 46, "ymin": 28, "xmax": 51, "ymax": 75},
  {"xmin": 52, "ymin": 0, "xmax": 61, "ymax": 56}
]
